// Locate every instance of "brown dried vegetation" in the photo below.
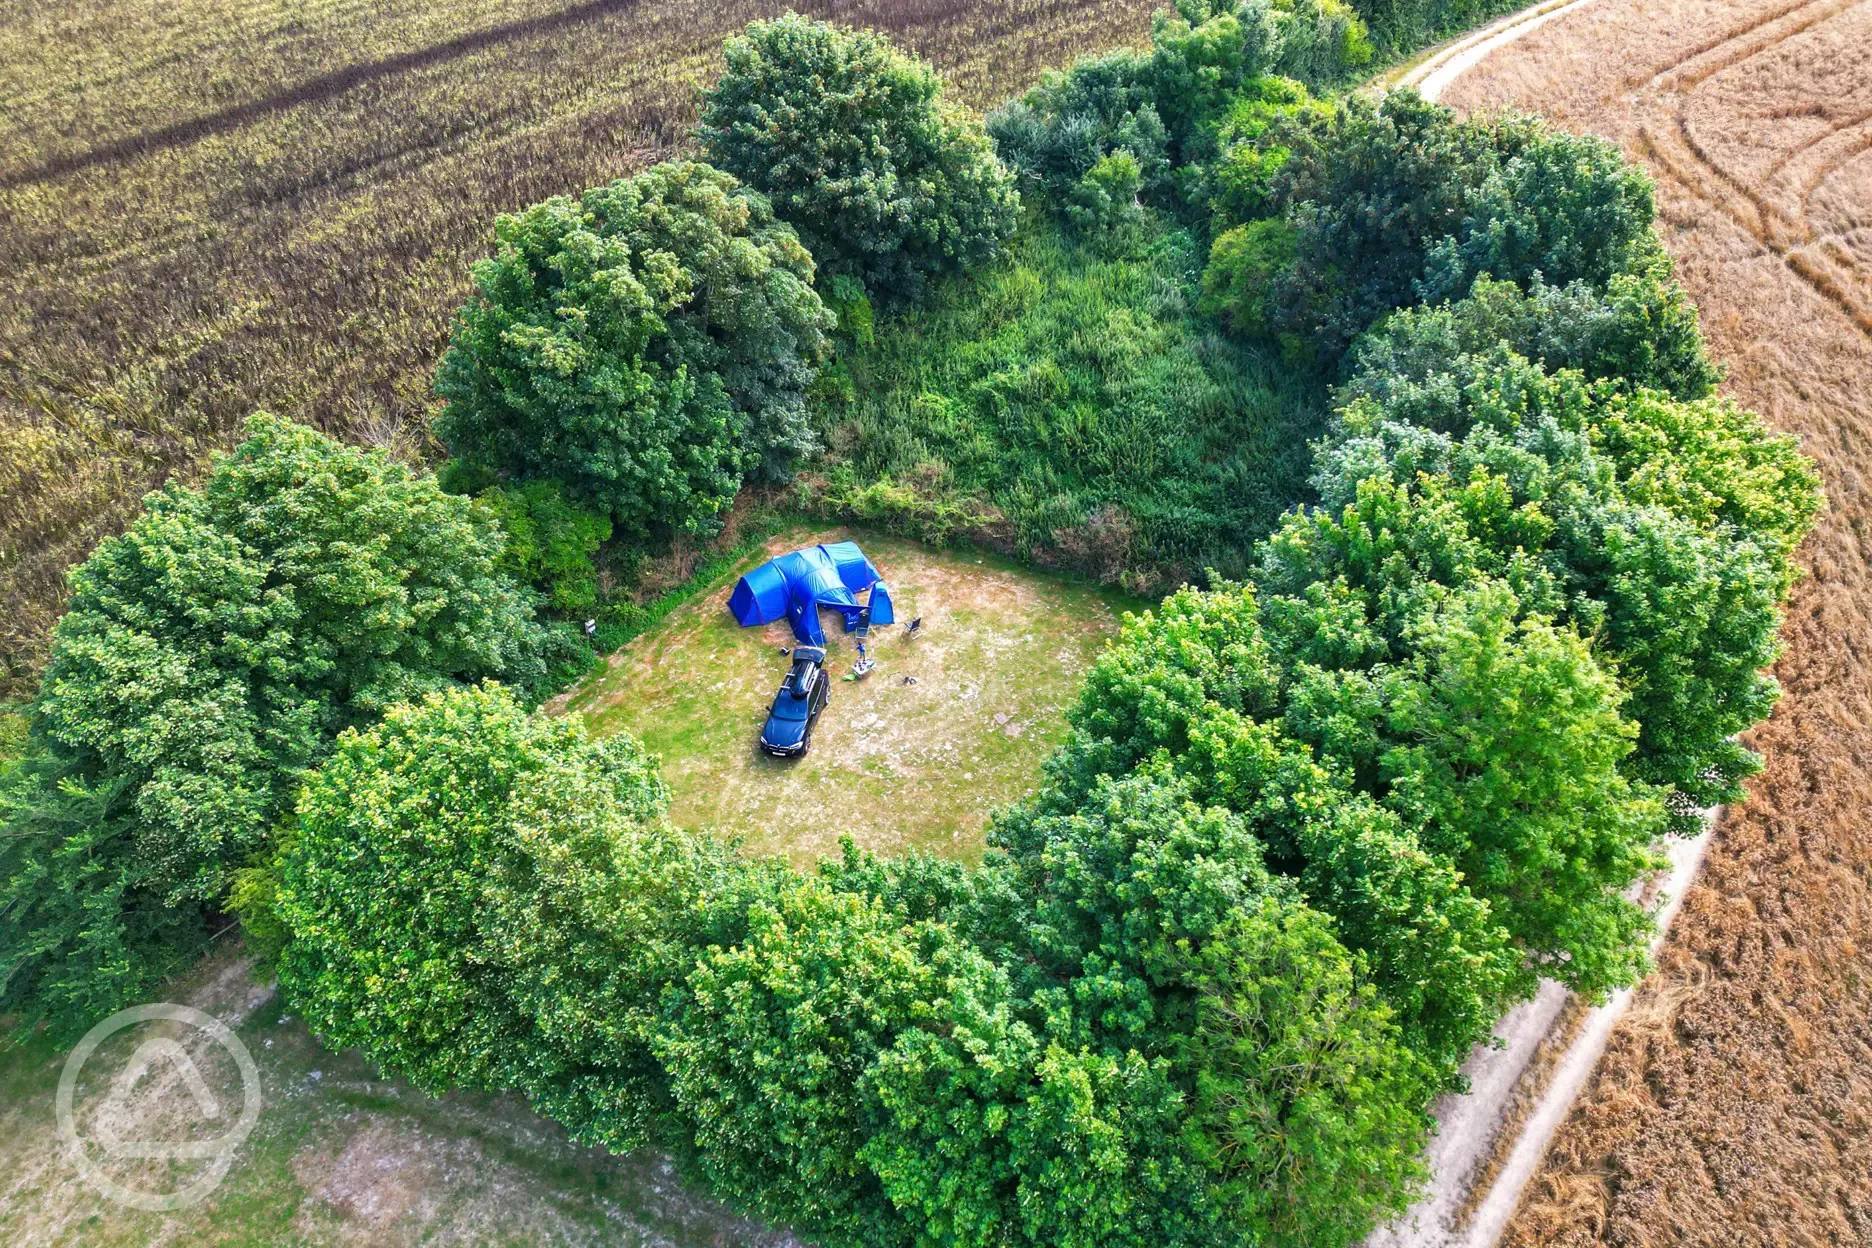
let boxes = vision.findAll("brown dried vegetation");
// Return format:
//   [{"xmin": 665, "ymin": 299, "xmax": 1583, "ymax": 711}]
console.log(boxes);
[
  {"xmin": 1443, "ymin": 0, "xmax": 1872, "ymax": 1241},
  {"xmin": 0, "ymin": 0, "xmax": 1156, "ymax": 693}
]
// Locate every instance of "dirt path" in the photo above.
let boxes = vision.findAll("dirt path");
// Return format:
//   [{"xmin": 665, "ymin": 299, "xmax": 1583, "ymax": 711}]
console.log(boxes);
[{"xmin": 1374, "ymin": 1, "xmax": 1872, "ymax": 1244}]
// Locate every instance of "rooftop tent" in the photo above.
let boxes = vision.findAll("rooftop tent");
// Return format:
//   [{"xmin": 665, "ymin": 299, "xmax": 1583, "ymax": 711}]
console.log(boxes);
[{"xmin": 727, "ymin": 542, "xmax": 888, "ymax": 646}]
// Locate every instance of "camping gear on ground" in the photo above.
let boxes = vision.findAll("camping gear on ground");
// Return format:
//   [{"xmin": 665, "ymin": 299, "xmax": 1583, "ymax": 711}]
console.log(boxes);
[
  {"xmin": 905, "ymin": 616, "xmax": 923, "ymax": 637},
  {"xmin": 727, "ymin": 541, "xmax": 894, "ymax": 646}
]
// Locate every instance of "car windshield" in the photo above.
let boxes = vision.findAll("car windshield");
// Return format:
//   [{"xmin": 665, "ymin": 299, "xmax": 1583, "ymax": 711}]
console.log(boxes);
[{"xmin": 771, "ymin": 690, "xmax": 810, "ymax": 721}]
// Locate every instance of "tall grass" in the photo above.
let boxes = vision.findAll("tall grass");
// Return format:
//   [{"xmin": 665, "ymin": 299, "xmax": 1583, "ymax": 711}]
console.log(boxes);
[{"xmin": 817, "ymin": 215, "xmax": 1326, "ymax": 591}]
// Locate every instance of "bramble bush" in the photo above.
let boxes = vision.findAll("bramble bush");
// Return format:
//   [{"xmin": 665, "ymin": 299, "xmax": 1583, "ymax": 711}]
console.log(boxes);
[
  {"xmin": 436, "ymin": 160, "xmax": 833, "ymax": 543},
  {"xmin": 698, "ymin": 15, "xmax": 1018, "ymax": 301}
]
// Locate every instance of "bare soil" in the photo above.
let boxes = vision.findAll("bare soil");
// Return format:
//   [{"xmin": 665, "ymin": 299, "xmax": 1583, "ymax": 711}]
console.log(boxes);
[
  {"xmin": 0, "ymin": 953, "xmax": 798, "ymax": 1246},
  {"xmin": 1435, "ymin": 2, "xmax": 1872, "ymax": 1241}
]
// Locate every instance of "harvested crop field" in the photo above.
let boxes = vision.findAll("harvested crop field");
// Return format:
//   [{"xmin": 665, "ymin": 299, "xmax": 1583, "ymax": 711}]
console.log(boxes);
[
  {"xmin": 0, "ymin": 0, "xmax": 1157, "ymax": 693},
  {"xmin": 564, "ymin": 528, "xmax": 1136, "ymax": 864},
  {"xmin": 1434, "ymin": 1, "xmax": 1872, "ymax": 1242}
]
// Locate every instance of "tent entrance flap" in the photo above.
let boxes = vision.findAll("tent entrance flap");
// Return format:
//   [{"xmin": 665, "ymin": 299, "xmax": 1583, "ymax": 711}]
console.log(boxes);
[{"xmin": 727, "ymin": 543, "xmax": 892, "ymax": 645}]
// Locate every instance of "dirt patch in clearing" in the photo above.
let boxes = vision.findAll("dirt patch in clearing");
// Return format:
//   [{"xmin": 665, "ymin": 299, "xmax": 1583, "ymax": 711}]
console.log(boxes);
[
  {"xmin": 567, "ymin": 527, "xmax": 1136, "ymax": 865},
  {"xmin": 0, "ymin": 953, "xmax": 797, "ymax": 1246},
  {"xmin": 1436, "ymin": 2, "xmax": 1872, "ymax": 1243}
]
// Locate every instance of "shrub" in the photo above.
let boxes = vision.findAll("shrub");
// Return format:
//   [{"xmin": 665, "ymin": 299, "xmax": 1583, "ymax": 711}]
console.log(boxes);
[
  {"xmin": 1201, "ymin": 74, "xmax": 1328, "ymax": 226},
  {"xmin": 1342, "ymin": 266, "xmax": 1721, "ymax": 404},
  {"xmin": 477, "ymin": 480, "xmax": 613, "ymax": 613},
  {"xmin": 698, "ymin": 15, "xmax": 1018, "ymax": 299},
  {"xmin": 4, "ymin": 416, "xmax": 546, "ymax": 1036},
  {"xmin": 436, "ymin": 160, "xmax": 833, "ymax": 541},
  {"xmin": 1201, "ymin": 217, "xmax": 1298, "ymax": 337},
  {"xmin": 1065, "ymin": 150, "xmax": 1147, "ymax": 235},
  {"xmin": 988, "ymin": 49, "xmax": 1172, "ymax": 209}
]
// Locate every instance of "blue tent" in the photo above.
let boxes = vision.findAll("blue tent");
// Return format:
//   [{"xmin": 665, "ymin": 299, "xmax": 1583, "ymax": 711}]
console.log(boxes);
[{"xmin": 728, "ymin": 541, "xmax": 893, "ymax": 645}]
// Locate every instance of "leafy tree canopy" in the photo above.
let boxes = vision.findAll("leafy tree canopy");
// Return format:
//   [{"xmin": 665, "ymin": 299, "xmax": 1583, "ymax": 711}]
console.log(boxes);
[
  {"xmin": 698, "ymin": 15, "xmax": 1019, "ymax": 299},
  {"xmin": 1302, "ymin": 349, "xmax": 1820, "ymax": 821},
  {"xmin": 4, "ymin": 416, "xmax": 547, "ymax": 1037},
  {"xmin": 436, "ymin": 160, "xmax": 833, "ymax": 541}
]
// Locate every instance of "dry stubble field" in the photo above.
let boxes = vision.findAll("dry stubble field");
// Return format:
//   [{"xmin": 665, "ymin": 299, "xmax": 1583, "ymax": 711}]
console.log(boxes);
[
  {"xmin": 1439, "ymin": 1, "xmax": 1872, "ymax": 1242},
  {"xmin": 0, "ymin": 0, "xmax": 1157, "ymax": 693}
]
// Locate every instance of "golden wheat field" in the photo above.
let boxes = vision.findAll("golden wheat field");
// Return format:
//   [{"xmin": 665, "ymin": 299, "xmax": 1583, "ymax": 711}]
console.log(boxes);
[
  {"xmin": 1439, "ymin": 0, "xmax": 1872, "ymax": 1241},
  {"xmin": 0, "ymin": 0, "xmax": 1159, "ymax": 695}
]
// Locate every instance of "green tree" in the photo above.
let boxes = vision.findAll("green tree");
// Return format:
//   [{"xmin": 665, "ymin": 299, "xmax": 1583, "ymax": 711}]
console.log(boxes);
[
  {"xmin": 275, "ymin": 683, "xmax": 732, "ymax": 1141},
  {"xmin": 1184, "ymin": 899, "xmax": 1430, "ymax": 1248},
  {"xmin": 1300, "ymin": 352, "xmax": 1819, "ymax": 825},
  {"xmin": 988, "ymin": 48, "xmax": 1172, "ymax": 210},
  {"xmin": 1341, "ymin": 266, "xmax": 1721, "ymax": 405},
  {"xmin": 436, "ymin": 161, "xmax": 833, "ymax": 540},
  {"xmin": 697, "ymin": 15, "xmax": 1019, "ymax": 298},
  {"xmin": 5, "ymin": 416, "xmax": 546, "ymax": 1037},
  {"xmin": 475, "ymin": 480, "xmax": 612, "ymax": 613},
  {"xmin": 652, "ymin": 875, "xmax": 934, "ymax": 1246}
]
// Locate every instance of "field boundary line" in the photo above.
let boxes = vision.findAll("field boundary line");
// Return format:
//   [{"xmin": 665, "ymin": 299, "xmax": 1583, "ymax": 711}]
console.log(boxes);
[{"xmin": 1392, "ymin": 0, "xmax": 1609, "ymax": 98}]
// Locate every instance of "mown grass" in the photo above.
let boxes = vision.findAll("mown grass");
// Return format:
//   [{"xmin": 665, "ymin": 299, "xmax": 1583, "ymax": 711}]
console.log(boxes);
[
  {"xmin": 816, "ymin": 215, "xmax": 1326, "ymax": 591},
  {"xmin": 567, "ymin": 526, "xmax": 1139, "ymax": 863},
  {"xmin": 0, "ymin": 0, "xmax": 1163, "ymax": 693}
]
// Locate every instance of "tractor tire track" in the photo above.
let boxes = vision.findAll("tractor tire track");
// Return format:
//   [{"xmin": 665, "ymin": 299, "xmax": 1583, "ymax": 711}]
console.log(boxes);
[{"xmin": 1633, "ymin": 0, "xmax": 1872, "ymax": 334}]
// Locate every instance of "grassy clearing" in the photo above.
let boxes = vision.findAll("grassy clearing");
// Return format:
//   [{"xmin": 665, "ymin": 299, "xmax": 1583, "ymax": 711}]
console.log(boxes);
[{"xmin": 566, "ymin": 526, "xmax": 1138, "ymax": 864}]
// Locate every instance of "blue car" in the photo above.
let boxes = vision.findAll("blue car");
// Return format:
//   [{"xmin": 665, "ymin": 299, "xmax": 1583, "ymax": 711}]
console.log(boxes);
[{"xmin": 760, "ymin": 646, "xmax": 830, "ymax": 757}]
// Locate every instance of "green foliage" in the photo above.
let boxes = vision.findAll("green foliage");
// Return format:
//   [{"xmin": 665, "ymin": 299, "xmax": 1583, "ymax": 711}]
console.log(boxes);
[
  {"xmin": 3, "ymin": 415, "xmax": 546, "ymax": 1037},
  {"xmin": 698, "ymin": 15, "xmax": 1018, "ymax": 299},
  {"xmin": 825, "ymin": 216, "xmax": 1323, "ymax": 590},
  {"xmin": 1250, "ymin": 94, "xmax": 1661, "ymax": 361},
  {"xmin": 988, "ymin": 4, "xmax": 1355, "ymax": 236},
  {"xmin": 1262, "ymin": 90, "xmax": 1502, "ymax": 355},
  {"xmin": 476, "ymin": 480, "xmax": 613, "ymax": 613},
  {"xmin": 1423, "ymin": 122, "xmax": 1657, "ymax": 302},
  {"xmin": 655, "ymin": 877, "xmax": 935, "ymax": 1245},
  {"xmin": 1201, "ymin": 74, "xmax": 1329, "ymax": 226},
  {"xmin": 1185, "ymin": 899, "xmax": 1430, "ymax": 1248},
  {"xmin": 1201, "ymin": 217, "xmax": 1298, "ymax": 337},
  {"xmin": 275, "ymin": 684, "xmax": 714, "ymax": 1118},
  {"xmin": 1348, "ymin": 0, "xmax": 1524, "ymax": 56},
  {"xmin": 436, "ymin": 160, "xmax": 833, "ymax": 541},
  {"xmin": 1065, "ymin": 150, "xmax": 1148, "ymax": 236},
  {"xmin": 1303, "ymin": 351, "xmax": 1820, "ymax": 826},
  {"xmin": 1, "ymin": 766, "xmax": 211, "ymax": 1041},
  {"xmin": 987, "ymin": 48, "xmax": 1172, "ymax": 210},
  {"xmin": 1268, "ymin": 0, "xmax": 1373, "ymax": 85},
  {"xmin": 1343, "ymin": 267, "xmax": 1722, "ymax": 404}
]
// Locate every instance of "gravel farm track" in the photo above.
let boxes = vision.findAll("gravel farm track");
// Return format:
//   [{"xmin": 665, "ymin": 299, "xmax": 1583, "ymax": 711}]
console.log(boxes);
[{"xmin": 1427, "ymin": 1, "xmax": 1872, "ymax": 1243}]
